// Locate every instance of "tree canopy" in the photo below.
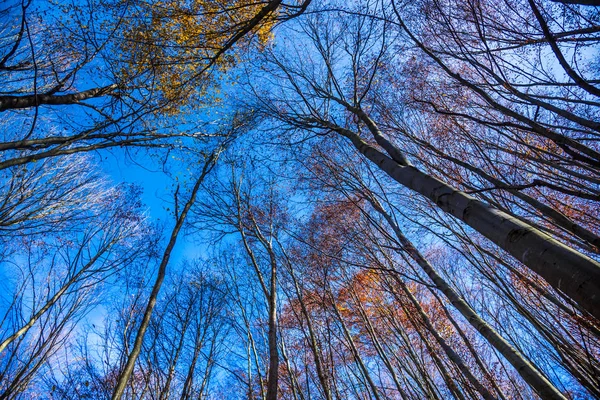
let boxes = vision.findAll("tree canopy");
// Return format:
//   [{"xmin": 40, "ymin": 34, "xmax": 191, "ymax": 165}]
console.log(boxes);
[{"xmin": 1, "ymin": 0, "xmax": 599, "ymax": 399}]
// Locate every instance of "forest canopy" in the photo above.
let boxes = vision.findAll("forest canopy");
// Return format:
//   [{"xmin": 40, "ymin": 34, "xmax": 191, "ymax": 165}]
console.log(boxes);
[{"xmin": 1, "ymin": 0, "xmax": 599, "ymax": 399}]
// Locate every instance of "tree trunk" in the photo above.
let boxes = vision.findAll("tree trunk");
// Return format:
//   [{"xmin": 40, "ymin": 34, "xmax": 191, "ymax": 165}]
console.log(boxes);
[
  {"xmin": 111, "ymin": 153, "xmax": 219, "ymax": 399},
  {"xmin": 367, "ymin": 194, "xmax": 567, "ymax": 400},
  {"xmin": 328, "ymin": 122, "xmax": 600, "ymax": 321}
]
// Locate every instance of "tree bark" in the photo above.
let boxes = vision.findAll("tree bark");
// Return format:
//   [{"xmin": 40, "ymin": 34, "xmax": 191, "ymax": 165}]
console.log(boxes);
[
  {"xmin": 325, "ymin": 121, "xmax": 600, "ymax": 321},
  {"xmin": 0, "ymin": 85, "xmax": 118, "ymax": 112}
]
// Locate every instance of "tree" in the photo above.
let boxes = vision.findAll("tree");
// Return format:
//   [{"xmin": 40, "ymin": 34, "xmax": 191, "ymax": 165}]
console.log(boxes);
[
  {"xmin": 5, "ymin": 0, "xmax": 600, "ymax": 398},
  {"xmin": 0, "ymin": 0, "xmax": 311, "ymax": 170},
  {"xmin": 192, "ymin": 155, "xmax": 292, "ymax": 399},
  {"xmin": 0, "ymin": 178, "xmax": 152, "ymax": 398},
  {"xmin": 251, "ymin": 1, "xmax": 600, "ymax": 320}
]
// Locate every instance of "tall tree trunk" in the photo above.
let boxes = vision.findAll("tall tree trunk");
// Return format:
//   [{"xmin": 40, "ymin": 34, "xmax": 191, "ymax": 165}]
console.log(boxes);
[
  {"xmin": 266, "ymin": 251, "xmax": 279, "ymax": 400},
  {"xmin": 324, "ymin": 120, "xmax": 600, "ymax": 321},
  {"xmin": 393, "ymin": 276, "xmax": 495, "ymax": 400},
  {"xmin": 366, "ymin": 193, "xmax": 567, "ymax": 400},
  {"xmin": 328, "ymin": 291, "xmax": 382, "ymax": 400},
  {"xmin": 111, "ymin": 153, "xmax": 220, "ymax": 399},
  {"xmin": 281, "ymin": 249, "xmax": 333, "ymax": 400}
]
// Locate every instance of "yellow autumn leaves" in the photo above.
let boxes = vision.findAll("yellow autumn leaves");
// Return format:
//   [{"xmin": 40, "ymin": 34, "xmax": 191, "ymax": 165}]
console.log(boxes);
[{"xmin": 119, "ymin": 0, "xmax": 276, "ymax": 113}]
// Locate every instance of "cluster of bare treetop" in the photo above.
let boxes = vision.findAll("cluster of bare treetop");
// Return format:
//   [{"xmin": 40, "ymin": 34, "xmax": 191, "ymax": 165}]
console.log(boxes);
[{"xmin": 0, "ymin": 0, "xmax": 599, "ymax": 399}]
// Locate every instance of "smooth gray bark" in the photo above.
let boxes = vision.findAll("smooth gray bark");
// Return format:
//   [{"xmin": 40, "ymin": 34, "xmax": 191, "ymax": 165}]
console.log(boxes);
[{"xmin": 324, "ymin": 121, "xmax": 600, "ymax": 321}]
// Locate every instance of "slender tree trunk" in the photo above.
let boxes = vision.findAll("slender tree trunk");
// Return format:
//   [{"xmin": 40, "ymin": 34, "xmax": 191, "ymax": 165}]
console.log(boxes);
[
  {"xmin": 394, "ymin": 276, "xmax": 495, "ymax": 400},
  {"xmin": 430, "ymin": 289, "xmax": 510, "ymax": 400},
  {"xmin": 398, "ymin": 297, "xmax": 468, "ymax": 400},
  {"xmin": 328, "ymin": 289, "xmax": 382, "ymax": 400},
  {"xmin": 265, "ymin": 251, "xmax": 279, "ymax": 400},
  {"xmin": 279, "ymin": 244, "xmax": 333, "ymax": 400},
  {"xmin": 386, "ymin": 313, "xmax": 445, "ymax": 399},
  {"xmin": 180, "ymin": 329, "xmax": 202, "ymax": 400},
  {"xmin": 111, "ymin": 153, "xmax": 220, "ymax": 399},
  {"xmin": 280, "ymin": 336, "xmax": 303, "ymax": 400},
  {"xmin": 349, "ymin": 287, "xmax": 412, "ymax": 400},
  {"xmin": 366, "ymin": 194, "xmax": 567, "ymax": 400}
]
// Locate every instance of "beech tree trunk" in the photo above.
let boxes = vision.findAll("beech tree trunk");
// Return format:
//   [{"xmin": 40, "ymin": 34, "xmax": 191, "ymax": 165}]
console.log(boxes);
[
  {"xmin": 330, "ymin": 123, "xmax": 600, "ymax": 321},
  {"xmin": 266, "ymin": 251, "xmax": 279, "ymax": 400},
  {"xmin": 368, "ymin": 195, "xmax": 567, "ymax": 400}
]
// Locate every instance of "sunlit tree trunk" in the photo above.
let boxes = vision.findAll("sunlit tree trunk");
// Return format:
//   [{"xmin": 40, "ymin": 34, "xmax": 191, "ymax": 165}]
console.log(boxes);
[{"xmin": 326, "ymin": 120, "xmax": 600, "ymax": 321}]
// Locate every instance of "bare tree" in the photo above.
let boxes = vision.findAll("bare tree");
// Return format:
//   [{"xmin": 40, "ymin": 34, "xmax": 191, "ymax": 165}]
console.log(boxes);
[
  {"xmin": 250, "ymin": 2, "xmax": 600, "ymax": 320},
  {"xmin": 0, "ymin": 179, "xmax": 152, "ymax": 398}
]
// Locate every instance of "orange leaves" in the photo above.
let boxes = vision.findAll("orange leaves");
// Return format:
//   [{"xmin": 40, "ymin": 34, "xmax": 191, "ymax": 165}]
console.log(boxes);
[{"xmin": 117, "ymin": 0, "xmax": 278, "ymax": 112}]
